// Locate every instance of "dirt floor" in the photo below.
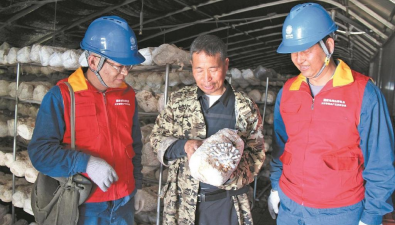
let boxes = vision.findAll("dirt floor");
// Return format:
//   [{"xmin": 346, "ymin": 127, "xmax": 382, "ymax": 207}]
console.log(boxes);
[
  {"xmin": 250, "ymin": 176, "xmax": 277, "ymax": 225},
  {"xmin": 252, "ymin": 207, "xmax": 277, "ymax": 225}
]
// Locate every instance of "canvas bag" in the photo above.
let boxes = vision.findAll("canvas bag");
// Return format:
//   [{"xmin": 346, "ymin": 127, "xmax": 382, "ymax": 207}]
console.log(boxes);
[{"xmin": 31, "ymin": 82, "xmax": 92, "ymax": 225}]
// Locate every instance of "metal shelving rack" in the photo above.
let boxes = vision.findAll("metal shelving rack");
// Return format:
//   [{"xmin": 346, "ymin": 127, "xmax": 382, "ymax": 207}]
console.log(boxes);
[
  {"xmin": 11, "ymin": 63, "xmax": 21, "ymax": 224},
  {"xmin": 156, "ymin": 63, "xmax": 170, "ymax": 225},
  {"xmin": 0, "ymin": 63, "xmax": 27, "ymax": 223}
]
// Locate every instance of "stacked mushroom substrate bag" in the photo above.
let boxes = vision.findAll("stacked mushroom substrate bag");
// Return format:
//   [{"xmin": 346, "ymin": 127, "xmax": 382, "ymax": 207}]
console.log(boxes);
[
  {"xmin": 0, "ymin": 142, "xmax": 38, "ymax": 215},
  {"xmin": 130, "ymin": 43, "xmax": 195, "ymax": 223},
  {"xmin": 0, "ymin": 98, "xmax": 40, "ymax": 145},
  {"xmin": 0, "ymin": 43, "xmax": 80, "ymax": 109},
  {"xmin": 127, "ymin": 44, "xmax": 193, "ymax": 115},
  {"xmin": 0, "ymin": 170, "xmax": 35, "ymax": 216},
  {"xmin": 1, "ymin": 42, "xmax": 195, "ymax": 115},
  {"xmin": 0, "ymin": 202, "xmax": 37, "ymax": 225},
  {"xmin": 133, "ymin": 123, "xmax": 169, "ymax": 224}
]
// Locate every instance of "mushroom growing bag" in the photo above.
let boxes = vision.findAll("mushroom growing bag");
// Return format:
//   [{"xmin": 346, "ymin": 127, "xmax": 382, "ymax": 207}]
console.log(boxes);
[{"xmin": 189, "ymin": 128, "xmax": 244, "ymax": 186}]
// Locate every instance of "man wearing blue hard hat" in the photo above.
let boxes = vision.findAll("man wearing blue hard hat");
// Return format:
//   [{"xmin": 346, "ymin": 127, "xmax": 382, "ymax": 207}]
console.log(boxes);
[
  {"xmin": 28, "ymin": 16, "xmax": 146, "ymax": 224},
  {"xmin": 269, "ymin": 3, "xmax": 394, "ymax": 225}
]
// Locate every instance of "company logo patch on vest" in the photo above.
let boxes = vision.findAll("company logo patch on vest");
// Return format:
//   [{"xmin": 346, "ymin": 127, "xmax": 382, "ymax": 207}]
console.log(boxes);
[
  {"xmin": 321, "ymin": 98, "xmax": 347, "ymax": 107},
  {"xmin": 115, "ymin": 99, "xmax": 130, "ymax": 106}
]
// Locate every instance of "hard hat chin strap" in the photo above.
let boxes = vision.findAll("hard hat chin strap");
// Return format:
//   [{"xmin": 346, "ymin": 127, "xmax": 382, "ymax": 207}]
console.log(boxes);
[
  {"xmin": 312, "ymin": 40, "xmax": 332, "ymax": 79},
  {"xmin": 85, "ymin": 51, "xmax": 109, "ymax": 88}
]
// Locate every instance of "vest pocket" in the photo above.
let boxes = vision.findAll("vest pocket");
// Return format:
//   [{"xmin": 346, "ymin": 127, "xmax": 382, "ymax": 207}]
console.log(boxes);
[
  {"xmin": 323, "ymin": 145, "xmax": 363, "ymax": 171},
  {"xmin": 323, "ymin": 156, "xmax": 361, "ymax": 171},
  {"xmin": 75, "ymin": 103, "xmax": 99, "ymax": 137},
  {"xmin": 281, "ymin": 102, "xmax": 302, "ymax": 136},
  {"xmin": 281, "ymin": 102, "xmax": 301, "ymax": 114},
  {"xmin": 279, "ymin": 150, "xmax": 292, "ymax": 165}
]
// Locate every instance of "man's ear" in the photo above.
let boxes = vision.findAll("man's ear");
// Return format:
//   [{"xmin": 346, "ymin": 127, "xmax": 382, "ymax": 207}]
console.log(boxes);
[
  {"xmin": 87, "ymin": 55, "xmax": 98, "ymax": 70},
  {"xmin": 326, "ymin": 37, "xmax": 335, "ymax": 54},
  {"xmin": 224, "ymin": 58, "xmax": 229, "ymax": 69}
]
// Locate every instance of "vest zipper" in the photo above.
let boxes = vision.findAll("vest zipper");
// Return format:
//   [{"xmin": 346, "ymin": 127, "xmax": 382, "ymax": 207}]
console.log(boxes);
[
  {"xmin": 103, "ymin": 92, "xmax": 107, "ymax": 105},
  {"xmin": 307, "ymin": 78, "xmax": 315, "ymax": 110},
  {"xmin": 102, "ymin": 91, "xmax": 116, "ymax": 198},
  {"xmin": 311, "ymin": 98, "xmax": 314, "ymax": 110}
]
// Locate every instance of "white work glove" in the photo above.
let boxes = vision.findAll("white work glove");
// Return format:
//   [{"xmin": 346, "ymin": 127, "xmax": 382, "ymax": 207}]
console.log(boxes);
[
  {"xmin": 358, "ymin": 221, "xmax": 382, "ymax": 225},
  {"xmin": 134, "ymin": 189, "xmax": 145, "ymax": 214},
  {"xmin": 86, "ymin": 156, "xmax": 118, "ymax": 192},
  {"xmin": 268, "ymin": 190, "xmax": 280, "ymax": 219}
]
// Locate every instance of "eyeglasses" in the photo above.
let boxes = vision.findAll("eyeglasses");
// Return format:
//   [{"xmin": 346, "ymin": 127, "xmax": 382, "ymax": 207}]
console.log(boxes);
[
  {"xmin": 92, "ymin": 55, "xmax": 133, "ymax": 74},
  {"xmin": 105, "ymin": 60, "xmax": 133, "ymax": 74}
]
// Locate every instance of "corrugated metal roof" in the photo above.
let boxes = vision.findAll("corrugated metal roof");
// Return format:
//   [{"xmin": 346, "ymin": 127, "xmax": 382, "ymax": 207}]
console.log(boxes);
[{"xmin": 0, "ymin": 0, "xmax": 394, "ymax": 75}]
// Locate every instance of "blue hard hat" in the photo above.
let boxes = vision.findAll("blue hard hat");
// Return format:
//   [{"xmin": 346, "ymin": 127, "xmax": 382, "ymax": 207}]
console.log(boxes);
[
  {"xmin": 80, "ymin": 15, "xmax": 145, "ymax": 65},
  {"xmin": 277, "ymin": 3, "xmax": 338, "ymax": 53}
]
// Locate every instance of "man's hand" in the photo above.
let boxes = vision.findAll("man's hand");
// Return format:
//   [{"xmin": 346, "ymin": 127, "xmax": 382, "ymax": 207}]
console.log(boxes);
[
  {"xmin": 268, "ymin": 189, "xmax": 280, "ymax": 219},
  {"xmin": 86, "ymin": 156, "xmax": 118, "ymax": 192},
  {"xmin": 185, "ymin": 140, "xmax": 203, "ymax": 160},
  {"xmin": 134, "ymin": 189, "xmax": 145, "ymax": 214}
]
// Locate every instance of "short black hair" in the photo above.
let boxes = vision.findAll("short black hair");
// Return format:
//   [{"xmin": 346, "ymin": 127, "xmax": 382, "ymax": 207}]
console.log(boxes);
[{"xmin": 190, "ymin": 34, "xmax": 227, "ymax": 62}]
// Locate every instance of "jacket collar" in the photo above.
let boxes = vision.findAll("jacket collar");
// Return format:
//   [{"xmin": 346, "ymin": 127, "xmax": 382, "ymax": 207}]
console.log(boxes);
[
  {"xmin": 290, "ymin": 59, "xmax": 353, "ymax": 91},
  {"xmin": 68, "ymin": 67, "xmax": 128, "ymax": 92}
]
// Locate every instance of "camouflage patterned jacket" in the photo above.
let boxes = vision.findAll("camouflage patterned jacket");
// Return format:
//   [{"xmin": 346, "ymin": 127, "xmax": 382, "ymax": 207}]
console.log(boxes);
[{"xmin": 150, "ymin": 85, "xmax": 265, "ymax": 225}]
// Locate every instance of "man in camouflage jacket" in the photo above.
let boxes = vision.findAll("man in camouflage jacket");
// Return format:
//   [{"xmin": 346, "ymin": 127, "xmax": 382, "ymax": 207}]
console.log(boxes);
[{"xmin": 150, "ymin": 35, "xmax": 265, "ymax": 225}]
